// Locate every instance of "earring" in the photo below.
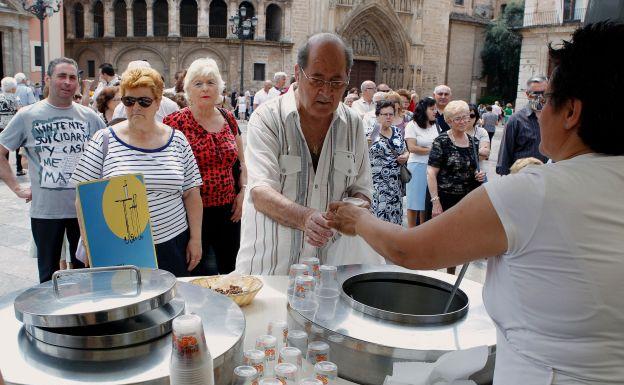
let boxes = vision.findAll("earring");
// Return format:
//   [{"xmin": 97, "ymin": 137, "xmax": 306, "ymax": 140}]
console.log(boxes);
[{"xmin": 563, "ymin": 122, "xmax": 568, "ymax": 129}]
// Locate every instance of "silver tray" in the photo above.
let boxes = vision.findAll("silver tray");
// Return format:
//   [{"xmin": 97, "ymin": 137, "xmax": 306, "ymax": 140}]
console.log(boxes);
[
  {"xmin": 24, "ymin": 298, "xmax": 185, "ymax": 349},
  {"xmin": 14, "ymin": 266, "xmax": 177, "ymax": 328},
  {"xmin": 0, "ymin": 281, "xmax": 245, "ymax": 385}
]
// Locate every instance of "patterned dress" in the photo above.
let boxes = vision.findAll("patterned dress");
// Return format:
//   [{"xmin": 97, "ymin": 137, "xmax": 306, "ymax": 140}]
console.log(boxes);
[{"xmin": 369, "ymin": 126, "xmax": 406, "ymax": 224}]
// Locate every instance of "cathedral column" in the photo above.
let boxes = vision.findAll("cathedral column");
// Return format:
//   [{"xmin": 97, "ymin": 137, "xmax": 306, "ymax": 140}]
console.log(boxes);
[
  {"xmin": 65, "ymin": 5, "xmax": 76, "ymax": 39},
  {"xmin": 84, "ymin": 2, "xmax": 94, "ymax": 38},
  {"xmin": 255, "ymin": 0, "xmax": 265, "ymax": 40},
  {"xmin": 126, "ymin": 3, "xmax": 134, "ymax": 37},
  {"xmin": 104, "ymin": 0, "xmax": 114, "ymax": 37},
  {"xmin": 283, "ymin": 3, "xmax": 291, "ymax": 41},
  {"xmin": 227, "ymin": 0, "xmax": 237, "ymax": 39},
  {"xmin": 198, "ymin": 0, "xmax": 209, "ymax": 37},
  {"xmin": 146, "ymin": 0, "xmax": 154, "ymax": 36},
  {"xmin": 168, "ymin": 0, "xmax": 180, "ymax": 36}
]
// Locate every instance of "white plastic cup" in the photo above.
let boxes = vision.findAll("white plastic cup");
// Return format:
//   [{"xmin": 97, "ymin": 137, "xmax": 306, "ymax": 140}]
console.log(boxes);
[
  {"xmin": 301, "ymin": 257, "xmax": 321, "ymax": 281},
  {"xmin": 274, "ymin": 362, "xmax": 298, "ymax": 385},
  {"xmin": 268, "ymin": 320, "xmax": 289, "ymax": 350},
  {"xmin": 256, "ymin": 334, "xmax": 278, "ymax": 375},
  {"xmin": 288, "ymin": 264, "xmax": 311, "ymax": 297},
  {"xmin": 232, "ymin": 365, "xmax": 259, "ymax": 385},
  {"xmin": 287, "ymin": 329, "xmax": 308, "ymax": 354},
  {"xmin": 341, "ymin": 197, "xmax": 367, "ymax": 207},
  {"xmin": 243, "ymin": 349, "xmax": 266, "ymax": 378},
  {"xmin": 314, "ymin": 361, "xmax": 337, "ymax": 385}
]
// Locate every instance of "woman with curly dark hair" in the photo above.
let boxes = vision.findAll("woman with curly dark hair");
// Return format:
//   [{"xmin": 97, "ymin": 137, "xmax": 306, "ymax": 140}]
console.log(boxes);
[{"xmin": 95, "ymin": 86, "xmax": 120, "ymax": 125}]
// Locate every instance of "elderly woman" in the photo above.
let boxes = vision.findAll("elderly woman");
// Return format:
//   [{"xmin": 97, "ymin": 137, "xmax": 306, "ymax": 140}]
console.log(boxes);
[
  {"xmin": 95, "ymin": 86, "xmax": 120, "ymax": 125},
  {"xmin": 327, "ymin": 22, "xmax": 624, "ymax": 384},
  {"xmin": 427, "ymin": 100, "xmax": 485, "ymax": 273},
  {"xmin": 404, "ymin": 97, "xmax": 439, "ymax": 227},
  {"xmin": 71, "ymin": 67, "xmax": 203, "ymax": 277},
  {"xmin": 369, "ymin": 100, "xmax": 409, "ymax": 224},
  {"xmin": 386, "ymin": 91, "xmax": 410, "ymax": 137},
  {"xmin": 163, "ymin": 58, "xmax": 246, "ymax": 275}
]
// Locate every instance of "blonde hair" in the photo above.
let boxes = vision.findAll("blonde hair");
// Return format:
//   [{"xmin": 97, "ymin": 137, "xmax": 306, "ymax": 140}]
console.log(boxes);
[
  {"xmin": 120, "ymin": 67, "xmax": 164, "ymax": 100},
  {"xmin": 184, "ymin": 58, "xmax": 225, "ymax": 101},
  {"xmin": 443, "ymin": 100, "xmax": 469, "ymax": 123},
  {"xmin": 510, "ymin": 157, "xmax": 544, "ymax": 174}
]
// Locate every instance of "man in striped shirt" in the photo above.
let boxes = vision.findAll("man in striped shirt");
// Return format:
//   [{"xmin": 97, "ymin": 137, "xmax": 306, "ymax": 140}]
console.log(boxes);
[{"xmin": 235, "ymin": 33, "xmax": 373, "ymax": 275}]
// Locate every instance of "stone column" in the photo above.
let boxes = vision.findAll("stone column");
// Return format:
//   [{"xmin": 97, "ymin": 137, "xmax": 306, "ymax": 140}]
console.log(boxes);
[
  {"xmin": 65, "ymin": 6, "xmax": 76, "ymax": 39},
  {"xmin": 84, "ymin": 3, "xmax": 94, "ymax": 38},
  {"xmin": 255, "ymin": 0, "xmax": 265, "ymax": 40},
  {"xmin": 126, "ymin": 4, "xmax": 134, "ymax": 37},
  {"xmin": 283, "ymin": 4, "xmax": 291, "ymax": 42},
  {"xmin": 104, "ymin": 1, "xmax": 114, "ymax": 37},
  {"xmin": 227, "ymin": 0, "xmax": 237, "ymax": 39},
  {"xmin": 168, "ymin": 0, "xmax": 180, "ymax": 37},
  {"xmin": 146, "ymin": 0, "xmax": 154, "ymax": 36},
  {"xmin": 198, "ymin": 0, "xmax": 209, "ymax": 37}
]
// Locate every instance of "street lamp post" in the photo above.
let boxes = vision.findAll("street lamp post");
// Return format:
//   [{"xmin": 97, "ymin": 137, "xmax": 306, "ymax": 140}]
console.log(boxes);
[
  {"xmin": 21, "ymin": 0, "xmax": 60, "ymax": 89},
  {"xmin": 229, "ymin": 6, "xmax": 257, "ymax": 94}
]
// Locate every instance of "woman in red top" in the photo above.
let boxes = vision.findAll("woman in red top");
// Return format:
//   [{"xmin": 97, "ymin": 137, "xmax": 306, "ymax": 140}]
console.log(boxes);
[{"xmin": 164, "ymin": 58, "xmax": 247, "ymax": 275}]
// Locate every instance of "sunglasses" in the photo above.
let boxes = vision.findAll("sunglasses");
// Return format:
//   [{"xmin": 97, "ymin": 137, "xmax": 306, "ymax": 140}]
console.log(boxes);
[
  {"xmin": 121, "ymin": 96, "xmax": 154, "ymax": 108},
  {"xmin": 73, "ymin": 94, "xmax": 82, "ymax": 100},
  {"xmin": 469, "ymin": 114, "xmax": 476, "ymax": 118}
]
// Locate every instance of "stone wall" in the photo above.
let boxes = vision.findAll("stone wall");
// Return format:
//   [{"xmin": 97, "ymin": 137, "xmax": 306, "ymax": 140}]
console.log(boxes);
[
  {"xmin": 0, "ymin": 8, "xmax": 31, "ymax": 79},
  {"xmin": 447, "ymin": 21, "xmax": 477, "ymax": 102}
]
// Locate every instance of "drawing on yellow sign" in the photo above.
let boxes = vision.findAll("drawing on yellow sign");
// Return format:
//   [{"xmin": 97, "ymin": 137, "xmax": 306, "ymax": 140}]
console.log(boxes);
[{"xmin": 102, "ymin": 176, "xmax": 150, "ymax": 244}]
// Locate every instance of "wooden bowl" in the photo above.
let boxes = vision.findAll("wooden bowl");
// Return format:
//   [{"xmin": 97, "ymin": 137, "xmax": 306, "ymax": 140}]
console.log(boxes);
[{"xmin": 189, "ymin": 275, "xmax": 263, "ymax": 306}]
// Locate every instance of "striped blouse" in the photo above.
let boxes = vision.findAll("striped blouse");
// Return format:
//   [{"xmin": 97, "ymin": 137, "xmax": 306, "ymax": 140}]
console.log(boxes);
[{"xmin": 71, "ymin": 127, "xmax": 202, "ymax": 243}]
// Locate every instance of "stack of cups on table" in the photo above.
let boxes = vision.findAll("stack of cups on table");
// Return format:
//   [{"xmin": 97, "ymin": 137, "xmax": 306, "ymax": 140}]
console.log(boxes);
[
  {"xmin": 289, "ymin": 261, "xmax": 341, "ymax": 322},
  {"xmin": 169, "ymin": 314, "xmax": 214, "ymax": 385}
]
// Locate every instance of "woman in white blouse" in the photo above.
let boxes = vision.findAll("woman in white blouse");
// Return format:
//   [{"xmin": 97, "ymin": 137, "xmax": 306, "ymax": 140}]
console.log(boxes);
[{"xmin": 328, "ymin": 22, "xmax": 624, "ymax": 384}]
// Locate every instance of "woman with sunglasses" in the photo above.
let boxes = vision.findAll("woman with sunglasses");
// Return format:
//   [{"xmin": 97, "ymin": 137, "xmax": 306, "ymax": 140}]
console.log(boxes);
[
  {"xmin": 369, "ymin": 100, "xmax": 409, "ymax": 224},
  {"xmin": 163, "ymin": 58, "xmax": 246, "ymax": 275},
  {"xmin": 426, "ymin": 100, "xmax": 486, "ymax": 273},
  {"xmin": 467, "ymin": 103, "xmax": 491, "ymax": 174},
  {"xmin": 71, "ymin": 67, "xmax": 204, "ymax": 277}
]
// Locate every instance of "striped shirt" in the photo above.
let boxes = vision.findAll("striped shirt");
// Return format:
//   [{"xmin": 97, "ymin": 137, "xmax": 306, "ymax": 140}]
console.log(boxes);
[
  {"xmin": 235, "ymin": 89, "xmax": 373, "ymax": 275},
  {"xmin": 71, "ymin": 127, "xmax": 202, "ymax": 243}
]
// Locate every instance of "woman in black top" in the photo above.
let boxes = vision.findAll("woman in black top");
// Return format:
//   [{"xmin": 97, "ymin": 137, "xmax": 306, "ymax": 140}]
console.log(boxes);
[{"xmin": 427, "ymin": 100, "xmax": 486, "ymax": 273}]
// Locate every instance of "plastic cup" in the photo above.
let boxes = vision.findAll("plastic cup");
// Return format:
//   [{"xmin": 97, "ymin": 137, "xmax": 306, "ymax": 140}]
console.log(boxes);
[
  {"xmin": 287, "ymin": 329, "xmax": 308, "ymax": 353},
  {"xmin": 278, "ymin": 346, "xmax": 303, "ymax": 372},
  {"xmin": 288, "ymin": 264, "xmax": 311, "ymax": 297},
  {"xmin": 341, "ymin": 197, "xmax": 367, "ymax": 207},
  {"xmin": 306, "ymin": 341, "xmax": 330, "ymax": 366},
  {"xmin": 318, "ymin": 265, "xmax": 339, "ymax": 291},
  {"xmin": 256, "ymin": 335, "xmax": 278, "ymax": 375},
  {"xmin": 301, "ymin": 257, "xmax": 320, "ymax": 281},
  {"xmin": 290, "ymin": 275, "xmax": 318, "ymax": 319},
  {"xmin": 232, "ymin": 365, "xmax": 259, "ymax": 385},
  {"xmin": 258, "ymin": 379, "xmax": 282, "ymax": 385},
  {"xmin": 243, "ymin": 349, "xmax": 266, "ymax": 378},
  {"xmin": 274, "ymin": 362, "xmax": 298, "ymax": 385},
  {"xmin": 169, "ymin": 314, "xmax": 214, "ymax": 385},
  {"xmin": 299, "ymin": 378, "xmax": 323, "ymax": 385},
  {"xmin": 268, "ymin": 320, "xmax": 289, "ymax": 350},
  {"xmin": 313, "ymin": 288, "xmax": 340, "ymax": 322},
  {"xmin": 314, "ymin": 361, "xmax": 337, "ymax": 385}
]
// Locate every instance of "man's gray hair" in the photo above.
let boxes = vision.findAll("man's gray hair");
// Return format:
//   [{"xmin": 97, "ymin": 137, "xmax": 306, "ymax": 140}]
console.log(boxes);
[
  {"xmin": 360, "ymin": 80, "xmax": 375, "ymax": 92},
  {"xmin": 297, "ymin": 33, "xmax": 354, "ymax": 73},
  {"xmin": 433, "ymin": 84, "xmax": 451, "ymax": 94},
  {"xmin": 1, "ymin": 76, "xmax": 18, "ymax": 93},
  {"xmin": 47, "ymin": 57, "xmax": 78, "ymax": 77},
  {"xmin": 526, "ymin": 75, "xmax": 548, "ymax": 87},
  {"xmin": 273, "ymin": 72, "xmax": 287, "ymax": 82},
  {"xmin": 14, "ymin": 73, "xmax": 27, "ymax": 84}
]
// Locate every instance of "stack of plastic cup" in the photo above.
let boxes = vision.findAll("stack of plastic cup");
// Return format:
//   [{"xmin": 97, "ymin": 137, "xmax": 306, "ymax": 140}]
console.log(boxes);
[
  {"xmin": 305, "ymin": 341, "xmax": 330, "ymax": 376},
  {"xmin": 287, "ymin": 329, "xmax": 308, "ymax": 354},
  {"xmin": 314, "ymin": 361, "xmax": 338, "ymax": 385},
  {"xmin": 169, "ymin": 314, "xmax": 214, "ymax": 385},
  {"xmin": 291, "ymin": 275, "xmax": 318, "ymax": 319},
  {"xmin": 288, "ymin": 264, "xmax": 311, "ymax": 297},
  {"xmin": 243, "ymin": 349, "xmax": 266, "ymax": 378},
  {"xmin": 301, "ymin": 257, "xmax": 321, "ymax": 282},
  {"xmin": 274, "ymin": 362, "xmax": 298, "ymax": 385},
  {"xmin": 268, "ymin": 320, "xmax": 289, "ymax": 350},
  {"xmin": 232, "ymin": 366, "xmax": 259, "ymax": 385},
  {"xmin": 314, "ymin": 265, "xmax": 340, "ymax": 321},
  {"xmin": 256, "ymin": 334, "xmax": 278, "ymax": 376}
]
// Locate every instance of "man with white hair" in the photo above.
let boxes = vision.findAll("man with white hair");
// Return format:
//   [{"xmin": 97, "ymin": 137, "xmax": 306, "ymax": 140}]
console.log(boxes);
[
  {"xmin": 433, "ymin": 84, "xmax": 452, "ymax": 132},
  {"xmin": 363, "ymin": 91, "xmax": 388, "ymax": 140},
  {"xmin": 351, "ymin": 80, "xmax": 376, "ymax": 117},
  {"xmin": 270, "ymin": 72, "xmax": 288, "ymax": 97},
  {"xmin": 14, "ymin": 73, "xmax": 37, "ymax": 106},
  {"xmin": 253, "ymin": 80, "xmax": 273, "ymax": 110},
  {"xmin": 111, "ymin": 60, "xmax": 179, "ymax": 122}
]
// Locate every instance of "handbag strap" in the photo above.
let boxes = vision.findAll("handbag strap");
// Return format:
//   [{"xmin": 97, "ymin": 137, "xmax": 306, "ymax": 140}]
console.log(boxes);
[
  {"xmin": 100, "ymin": 128, "xmax": 110, "ymax": 178},
  {"xmin": 380, "ymin": 129, "xmax": 403, "ymax": 157}
]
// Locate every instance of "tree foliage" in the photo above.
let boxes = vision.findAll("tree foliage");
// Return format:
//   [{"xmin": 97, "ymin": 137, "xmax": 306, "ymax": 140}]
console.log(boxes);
[{"xmin": 481, "ymin": 1, "xmax": 524, "ymax": 104}]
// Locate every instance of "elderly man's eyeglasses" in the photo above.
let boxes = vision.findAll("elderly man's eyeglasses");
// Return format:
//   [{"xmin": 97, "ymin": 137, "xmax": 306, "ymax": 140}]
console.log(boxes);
[
  {"xmin": 121, "ymin": 96, "xmax": 154, "ymax": 108},
  {"xmin": 300, "ymin": 68, "xmax": 349, "ymax": 90},
  {"xmin": 379, "ymin": 112, "xmax": 395, "ymax": 117}
]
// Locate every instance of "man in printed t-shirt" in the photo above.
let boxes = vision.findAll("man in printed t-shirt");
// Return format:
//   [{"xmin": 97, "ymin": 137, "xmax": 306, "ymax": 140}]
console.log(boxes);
[{"xmin": 0, "ymin": 57, "xmax": 106, "ymax": 282}]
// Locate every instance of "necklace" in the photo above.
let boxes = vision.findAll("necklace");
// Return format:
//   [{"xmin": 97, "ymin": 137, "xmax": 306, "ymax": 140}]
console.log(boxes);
[{"xmin": 448, "ymin": 130, "xmax": 467, "ymax": 146}]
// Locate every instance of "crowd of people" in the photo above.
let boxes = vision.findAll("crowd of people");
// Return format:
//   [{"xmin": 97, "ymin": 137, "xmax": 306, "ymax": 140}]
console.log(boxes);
[{"xmin": 0, "ymin": 21, "xmax": 623, "ymax": 384}]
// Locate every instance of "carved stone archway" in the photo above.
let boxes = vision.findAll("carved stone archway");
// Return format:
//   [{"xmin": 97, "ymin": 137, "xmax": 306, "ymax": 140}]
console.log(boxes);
[{"xmin": 338, "ymin": 1, "xmax": 410, "ymax": 89}]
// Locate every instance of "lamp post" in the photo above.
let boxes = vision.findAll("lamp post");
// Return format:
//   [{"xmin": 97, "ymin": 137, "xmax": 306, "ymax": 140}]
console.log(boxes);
[
  {"xmin": 229, "ymin": 6, "xmax": 257, "ymax": 94},
  {"xmin": 22, "ymin": 0, "xmax": 60, "ymax": 89}
]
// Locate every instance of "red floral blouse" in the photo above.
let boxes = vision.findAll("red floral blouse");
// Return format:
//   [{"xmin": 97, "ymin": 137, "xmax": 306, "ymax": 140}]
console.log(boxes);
[{"xmin": 164, "ymin": 107, "xmax": 239, "ymax": 208}]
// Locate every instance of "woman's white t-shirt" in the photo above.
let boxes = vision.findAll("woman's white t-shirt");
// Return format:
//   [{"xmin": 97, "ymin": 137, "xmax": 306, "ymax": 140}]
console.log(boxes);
[
  {"xmin": 403, "ymin": 121, "xmax": 439, "ymax": 164},
  {"xmin": 483, "ymin": 154, "xmax": 624, "ymax": 384},
  {"xmin": 237, "ymin": 96, "xmax": 247, "ymax": 112}
]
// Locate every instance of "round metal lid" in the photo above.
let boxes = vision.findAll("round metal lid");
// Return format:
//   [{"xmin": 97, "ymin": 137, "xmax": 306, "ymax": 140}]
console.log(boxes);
[
  {"xmin": 14, "ymin": 266, "xmax": 177, "ymax": 328},
  {"xmin": 24, "ymin": 298, "xmax": 185, "ymax": 349}
]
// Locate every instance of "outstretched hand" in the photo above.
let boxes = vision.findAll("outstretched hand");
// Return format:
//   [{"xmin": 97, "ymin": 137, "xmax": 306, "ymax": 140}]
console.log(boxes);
[{"xmin": 326, "ymin": 202, "xmax": 370, "ymax": 236}]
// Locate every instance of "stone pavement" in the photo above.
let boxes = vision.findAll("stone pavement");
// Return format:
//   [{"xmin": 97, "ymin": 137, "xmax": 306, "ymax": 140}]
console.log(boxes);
[{"xmin": 0, "ymin": 121, "xmax": 504, "ymax": 297}]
